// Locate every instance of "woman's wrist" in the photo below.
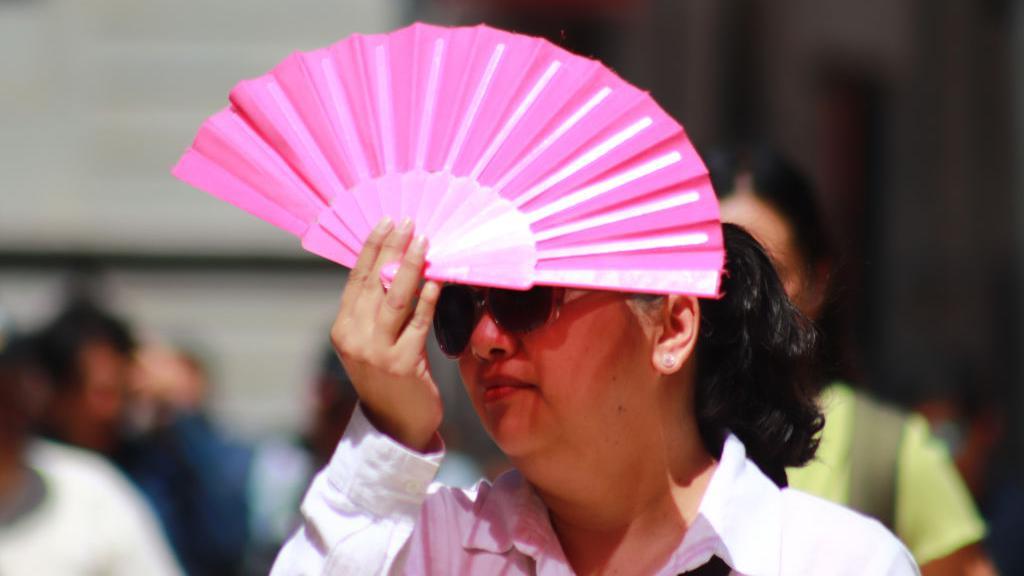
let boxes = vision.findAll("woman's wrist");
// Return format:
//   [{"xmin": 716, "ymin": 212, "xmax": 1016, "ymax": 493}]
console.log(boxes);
[{"xmin": 360, "ymin": 403, "xmax": 440, "ymax": 454}]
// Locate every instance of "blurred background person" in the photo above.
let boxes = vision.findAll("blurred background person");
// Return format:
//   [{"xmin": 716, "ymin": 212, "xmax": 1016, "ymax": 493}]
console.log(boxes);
[
  {"xmin": 33, "ymin": 298, "xmax": 252, "ymax": 575},
  {"xmin": 711, "ymin": 145, "xmax": 996, "ymax": 576},
  {"xmin": 917, "ymin": 372, "xmax": 1024, "ymax": 576},
  {"xmin": 0, "ymin": 312, "xmax": 182, "ymax": 575},
  {"xmin": 245, "ymin": 346, "xmax": 358, "ymax": 574},
  {"xmin": 35, "ymin": 298, "xmax": 135, "ymax": 455},
  {"xmin": 121, "ymin": 339, "xmax": 254, "ymax": 576}
]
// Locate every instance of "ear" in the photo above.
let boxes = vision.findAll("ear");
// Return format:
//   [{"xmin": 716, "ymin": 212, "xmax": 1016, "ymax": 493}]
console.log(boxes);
[{"xmin": 650, "ymin": 295, "xmax": 700, "ymax": 375}]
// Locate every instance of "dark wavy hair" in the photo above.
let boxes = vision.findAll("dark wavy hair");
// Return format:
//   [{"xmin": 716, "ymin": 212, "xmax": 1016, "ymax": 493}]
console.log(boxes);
[{"xmin": 694, "ymin": 224, "xmax": 824, "ymax": 487}]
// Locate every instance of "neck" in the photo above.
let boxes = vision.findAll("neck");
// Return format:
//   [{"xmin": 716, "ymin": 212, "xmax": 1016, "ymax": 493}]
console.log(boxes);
[{"xmin": 516, "ymin": 380, "xmax": 717, "ymax": 575}]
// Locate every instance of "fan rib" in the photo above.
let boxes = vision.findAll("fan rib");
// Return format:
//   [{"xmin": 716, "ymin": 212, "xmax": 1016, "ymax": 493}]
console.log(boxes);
[
  {"xmin": 512, "ymin": 116, "xmax": 653, "ymax": 209},
  {"xmin": 265, "ymin": 81, "xmax": 341, "ymax": 205},
  {"xmin": 430, "ymin": 194, "xmax": 527, "ymax": 257},
  {"xmin": 493, "ymin": 87, "xmax": 611, "ymax": 194},
  {"xmin": 537, "ymin": 232, "xmax": 710, "ymax": 261},
  {"xmin": 308, "ymin": 212, "xmax": 359, "ymax": 262},
  {"xmin": 533, "ymin": 190, "xmax": 700, "ymax": 242},
  {"xmin": 468, "ymin": 60, "xmax": 562, "ymax": 182},
  {"xmin": 443, "ymin": 43, "xmax": 506, "ymax": 172},
  {"xmin": 525, "ymin": 149, "xmax": 681, "ymax": 224},
  {"xmin": 415, "ymin": 39, "xmax": 446, "ymax": 170},
  {"xmin": 172, "ymin": 152, "xmax": 309, "ymax": 237},
  {"xmin": 349, "ymin": 37, "xmax": 386, "ymax": 178},
  {"xmin": 373, "ymin": 45, "xmax": 398, "ymax": 174},
  {"xmin": 532, "ymin": 268, "xmax": 721, "ymax": 297},
  {"xmin": 320, "ymin": 57, "xmax": 372, "ymax": 181},
  {"xmin": 219, "ymin": 112, "xmax": 326, "ymax": 215},
  {"xmin": 289, "ymin": 54, "xmax": 360, "ymax": 190}
]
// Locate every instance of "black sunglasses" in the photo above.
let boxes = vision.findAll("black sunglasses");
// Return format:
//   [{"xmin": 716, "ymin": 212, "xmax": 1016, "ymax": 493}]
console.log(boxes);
[{"xmin": 432, "ymin": 285, "xmax": 560, "ymax": 357}]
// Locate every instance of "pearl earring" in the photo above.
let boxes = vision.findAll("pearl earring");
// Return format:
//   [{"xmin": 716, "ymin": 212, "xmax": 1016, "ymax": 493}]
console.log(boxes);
[{"xmin": 661, "ymin": 354, "xmax": 676, "ymax": 369}]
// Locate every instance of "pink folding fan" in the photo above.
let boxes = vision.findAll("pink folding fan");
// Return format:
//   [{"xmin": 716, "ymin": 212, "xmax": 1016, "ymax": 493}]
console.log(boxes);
[{"xmin": 173, "ymin": 23, "xmax": 724, "ymax": 295}]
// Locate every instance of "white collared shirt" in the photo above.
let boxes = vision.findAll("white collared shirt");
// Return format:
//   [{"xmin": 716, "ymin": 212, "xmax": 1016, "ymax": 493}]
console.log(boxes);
[{"xmin": 272, "ymin": 406, "xmax": 919, "ymax": 575}]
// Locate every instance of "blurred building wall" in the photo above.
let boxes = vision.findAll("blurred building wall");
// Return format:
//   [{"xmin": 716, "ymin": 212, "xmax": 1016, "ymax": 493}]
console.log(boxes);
[
  {"xmin": 0, "ymin": 0, "xmax": 404, "ymax": 436},
  {"xmin": 1013, "ymin": 0, "xmax": 1024, "ymax": 457},
  {"xmin": 0, "ymin": 0, "xmax": 398, "ymax": 254}
]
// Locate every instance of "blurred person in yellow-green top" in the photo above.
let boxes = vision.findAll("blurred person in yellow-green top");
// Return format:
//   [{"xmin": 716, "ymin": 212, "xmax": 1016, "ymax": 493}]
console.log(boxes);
[{"xmin": 709, "ymin": 145, "xmax": 995, "ymax": 576}]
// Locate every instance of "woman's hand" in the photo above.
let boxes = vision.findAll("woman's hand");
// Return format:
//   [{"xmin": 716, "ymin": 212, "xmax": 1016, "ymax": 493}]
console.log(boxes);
[{"xmin": 330, "ymin": 217, "xmax": 443, "ymax": 452}]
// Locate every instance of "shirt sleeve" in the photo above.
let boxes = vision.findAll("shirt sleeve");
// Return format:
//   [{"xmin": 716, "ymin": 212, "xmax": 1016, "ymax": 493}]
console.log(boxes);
[
  {"xmin": 894, "ymin": 414, "xmax": 986, "ymax": 564},
  {"xmin": 780, "ymin": 489, "xmax": 922, "ymax": 576},
  {"xmin": 270, "ymin": 404, "xmax": 443, "ymax": 576},
  {"xmin": 863, "ymin": 537, "xmax": 922, "ymax": 576}
]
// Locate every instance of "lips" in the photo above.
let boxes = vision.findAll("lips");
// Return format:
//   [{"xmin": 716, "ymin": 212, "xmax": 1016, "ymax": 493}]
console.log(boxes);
[{"xmin": 478, "ymin": 374, "xmax": 536, "ymax": 403}]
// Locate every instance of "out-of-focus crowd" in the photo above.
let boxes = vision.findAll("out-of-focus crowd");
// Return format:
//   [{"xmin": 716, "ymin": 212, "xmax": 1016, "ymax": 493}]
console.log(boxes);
[{"xmin": 0, "ymin": 295, "xmax": 489, "ymax": 576}]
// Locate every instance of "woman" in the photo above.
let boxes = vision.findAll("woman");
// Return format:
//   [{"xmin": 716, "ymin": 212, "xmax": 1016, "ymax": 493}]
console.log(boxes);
[
  {"xmin": 271, "ymin": 217, "xmax": 917, "ymax": 575},
  {"xmin": 711, "ymin": 145, "xmax": 992, "ymax": 575}
]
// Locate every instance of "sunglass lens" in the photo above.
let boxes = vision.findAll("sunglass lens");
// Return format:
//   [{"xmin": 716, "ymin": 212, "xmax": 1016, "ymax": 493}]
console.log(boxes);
[
  {"xmin": 433, "ymin": 285, "xmax": 477, "ymax": 356},
  {"xmin": 488, "ymin": 286, "xmax": 554, "ymax": 333}
]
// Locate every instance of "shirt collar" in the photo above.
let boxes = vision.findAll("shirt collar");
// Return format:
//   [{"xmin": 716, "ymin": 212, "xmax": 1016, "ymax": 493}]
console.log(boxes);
[
  {"xmin": 459, "ymin": 433, "xmax": 784, "ymax": 576},
  {"xmin": 460, "ymin": 470, "xmax": 565, "ymax": 559},
  {"xmin": 668, "ymin": 433, "xmax": 784, "ymax": 575}
]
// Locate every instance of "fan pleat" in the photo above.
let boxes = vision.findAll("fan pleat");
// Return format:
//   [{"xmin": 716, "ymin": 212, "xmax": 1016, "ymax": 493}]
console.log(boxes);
[
  {"xmin": 277, "ymin": 53, "xmax": 359, "ymax": 191},
  {"xmin": 410, "ymin": 172, "xmax": 445, "ymax": 231},
  {"xmin": 533, "ymin": 265, "xmax": 721, "ymax": 296},
  {"xmin": 538, "ymin": 231, "xmax": 711, "ymax": 260},
  {"xmin": 533, "ymin": 189, "xmax": 704, "ymax": 244},
  {"xmin": 530, "ymin": 141, "xmax": 709, "ymax": 228},
  {"xmin": 302, "ymin": 212, "xmax": 358, "ymax": 267},
  {"xmin": 421, "ymin": 27, "xmax": 477, "ymax": 173},
  {"xmin": 315, "ymin": 53, "xmax": 372, "ymax": 182},
  {"xmin": 173, "ymin": 152, "xmax": 309, "ymax": 238},
  {"xmin": 469, "ymin": 59, "xmax": 561, "ymax": 182},
  {"xmin": 504, "ymin": 92, "xmax": 650, "ymax": 208},
  {"xmin": 488, "ymin": 82, "xmax": 608, "ymax": 194},
  {"xmin": 415, "ymin": 37, "xmax": 445, "ymax": 170},
  {"xmin": 371, "ymin": 44, "xmax": 398, "ymax": 175},
  {"xmin": 525, "ymin": 148, "xmax": 682, "ymax": 225},
  {"xmin": 456, "ymin": 34, "xmax": 538, "ymax": 179},
  {"xmin": 205, "ymin": 110, "xmax": 325, "ymax": 224},
  {"xmin": 521, "ymin": 107, "xmax": 682, "ymax": 213},
  {"xmin": 447, "ymin": 45, "xmax": 506, "ymax": 173},
  {"xmin": 335, "ymin": 36, "xmax": 384, "ymax": 178},
  {"xmin": 274, "ymin": 81, "xmax": 342, "ymax": 204}
]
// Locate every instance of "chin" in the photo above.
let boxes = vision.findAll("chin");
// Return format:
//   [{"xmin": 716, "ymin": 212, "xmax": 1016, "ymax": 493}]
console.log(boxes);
[{"xmin": 474, "ymin": 396, "xmax": 545, "ymax": 459}]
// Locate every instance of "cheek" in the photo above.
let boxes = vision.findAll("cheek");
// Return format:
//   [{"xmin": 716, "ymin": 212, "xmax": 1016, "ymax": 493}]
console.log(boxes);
[{"xmin": 531, "ymin": 302, "xmax": 650, "ymax": 420}]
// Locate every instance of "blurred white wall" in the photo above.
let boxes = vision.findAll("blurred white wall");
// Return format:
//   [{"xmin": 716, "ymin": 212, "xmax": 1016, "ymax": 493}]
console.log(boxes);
[
  {"xmin": 0, "ymin": 0, "xmax": 400, "ymax": 253},
  {"xmin": 0, "ymin": 0, "xmax": 408, "ymax": 436}
]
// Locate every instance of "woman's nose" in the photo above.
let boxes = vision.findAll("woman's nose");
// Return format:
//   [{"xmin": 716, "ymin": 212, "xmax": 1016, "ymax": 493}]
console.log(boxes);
[{"xmin": 468, "ymin": 312, "xmax": 519, "ymax": 361}]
